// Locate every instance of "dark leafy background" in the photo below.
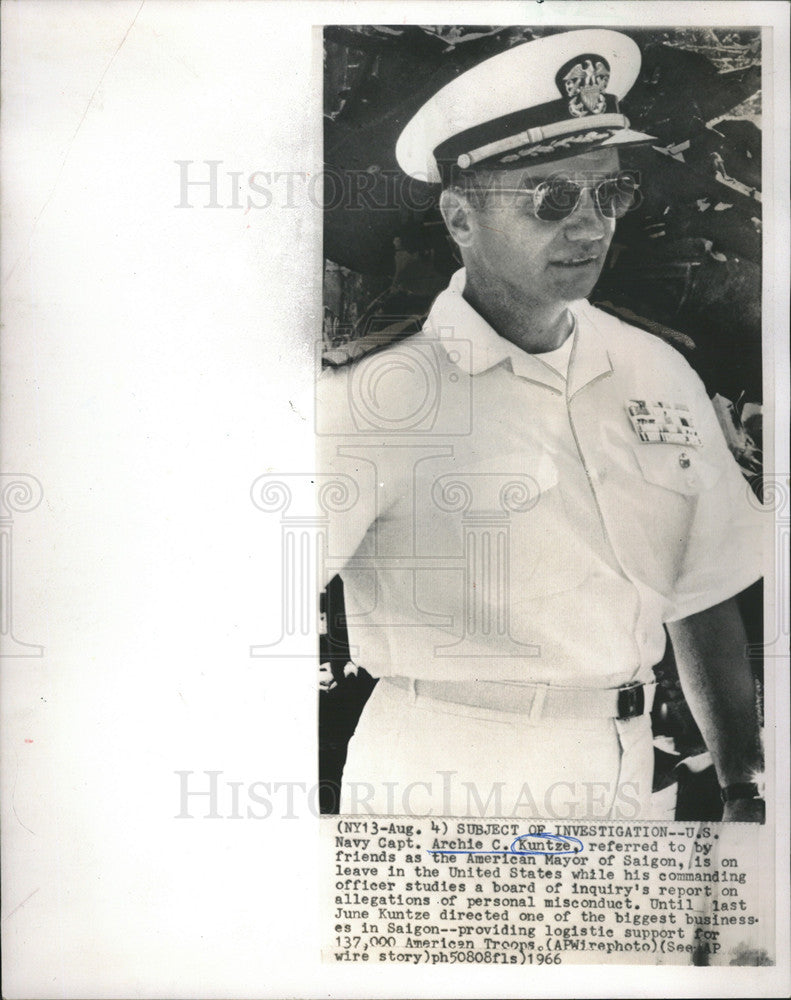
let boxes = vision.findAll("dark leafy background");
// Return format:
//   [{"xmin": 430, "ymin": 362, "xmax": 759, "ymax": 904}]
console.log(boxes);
[{"xmin": 323, "ymin": 26, "xmax": 762, "ymax": 406}]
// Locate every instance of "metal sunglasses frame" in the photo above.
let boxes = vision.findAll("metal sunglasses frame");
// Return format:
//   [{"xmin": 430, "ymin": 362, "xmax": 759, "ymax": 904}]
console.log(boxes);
[{"xmin": 488, "ymin": 170, "xmax": 641, "ymax": 221}]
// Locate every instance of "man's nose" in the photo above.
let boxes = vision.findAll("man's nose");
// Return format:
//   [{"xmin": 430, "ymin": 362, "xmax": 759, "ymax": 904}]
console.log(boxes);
[{"xmin": 564, "ymin": 186, "xmax": 609, "ymax": 241}]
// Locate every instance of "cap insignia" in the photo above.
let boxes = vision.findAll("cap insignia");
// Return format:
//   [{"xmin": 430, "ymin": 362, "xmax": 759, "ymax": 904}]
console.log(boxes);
[{"xmin": 557, "ymin": 55, "xmax": 611, "ymax": 118}]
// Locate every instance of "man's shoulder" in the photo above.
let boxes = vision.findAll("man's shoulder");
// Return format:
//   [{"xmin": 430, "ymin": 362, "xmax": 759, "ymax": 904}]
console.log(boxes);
[
  {"xmin": 579, "ymin": 301, "xmax": 697, "ymax": 377},
  {"xmin": 318, "ymin": 328, "xmax": 449, "ymax": 388},
  {"xmin": 316, "ymin": 328, "xmax": 456, "ymax": 435}
]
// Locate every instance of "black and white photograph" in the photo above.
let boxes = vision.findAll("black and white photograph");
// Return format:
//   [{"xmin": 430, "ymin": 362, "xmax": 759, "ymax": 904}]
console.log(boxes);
[
  {"xmin": 1, "ymin": 1, "xmax": 789, "ymax": 996},
  {"xmin": 318, "ymin": 24, "xmax": 768, "ymax": 823}
]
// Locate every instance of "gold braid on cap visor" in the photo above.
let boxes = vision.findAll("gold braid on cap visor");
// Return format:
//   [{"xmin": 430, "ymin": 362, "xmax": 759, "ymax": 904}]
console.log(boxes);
[{"xmin": 455, "ymin": 113, "xmax": 631, "ymax": 169}]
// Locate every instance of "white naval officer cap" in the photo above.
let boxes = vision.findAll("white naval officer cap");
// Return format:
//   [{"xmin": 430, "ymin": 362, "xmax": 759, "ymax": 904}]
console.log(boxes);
[{"xmin": 396, "ymin": 28, "xmax": 654, "ymax": 184}]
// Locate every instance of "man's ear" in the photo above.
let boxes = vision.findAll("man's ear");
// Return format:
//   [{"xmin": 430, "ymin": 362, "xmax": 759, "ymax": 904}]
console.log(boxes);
[{"xmin": 439, "ymin": 188, "xmax": 477, "ymax": 248}]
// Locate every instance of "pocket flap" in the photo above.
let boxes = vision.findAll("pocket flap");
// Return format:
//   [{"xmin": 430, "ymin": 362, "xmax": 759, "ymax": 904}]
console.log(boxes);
[{"xmin": 631, "ymin": 444, "xmax": 723, "ymax": 495}]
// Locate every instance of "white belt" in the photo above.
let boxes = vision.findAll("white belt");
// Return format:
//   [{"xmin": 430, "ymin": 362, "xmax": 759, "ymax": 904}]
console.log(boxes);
[{"xmin": 385, "ymin": 676, "xmax": 655, "ymax": 722}]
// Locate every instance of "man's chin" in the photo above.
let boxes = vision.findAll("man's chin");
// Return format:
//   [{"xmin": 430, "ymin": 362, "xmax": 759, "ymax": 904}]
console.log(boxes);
[{"xmin": 548, "ymin": 262, "xmax": 603, "ymax": 297}]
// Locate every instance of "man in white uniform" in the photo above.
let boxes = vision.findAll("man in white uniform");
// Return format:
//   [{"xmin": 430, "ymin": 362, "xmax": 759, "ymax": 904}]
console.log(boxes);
[{"xmin": 317, "ymin": 29, "xmax": 765, "ymax": 820}]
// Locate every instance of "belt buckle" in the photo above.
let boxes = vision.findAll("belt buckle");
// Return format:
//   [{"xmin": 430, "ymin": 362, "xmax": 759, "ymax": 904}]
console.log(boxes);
[{"xmin": 617, "ymin": 681, "xmax": 645, "ymax": 720}]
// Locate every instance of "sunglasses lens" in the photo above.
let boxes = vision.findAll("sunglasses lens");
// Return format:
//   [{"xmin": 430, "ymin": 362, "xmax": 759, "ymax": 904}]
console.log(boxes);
[
  {"xmin": 530, "ymin": 171, "xmax": 639, "ymax": 221},
  {"xmin": 595, "ymin": 173, "xmax": 639, "ymax": 218},
  {"xmin": 533, "ymin": 178, "xmax": 582, "ymax": 221}
]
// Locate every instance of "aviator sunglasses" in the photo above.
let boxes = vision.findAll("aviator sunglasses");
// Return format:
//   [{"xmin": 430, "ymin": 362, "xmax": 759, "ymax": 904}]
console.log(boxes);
[{"xmin": 497, "ymin": 170, "xmax": 640, "ymax": 222}]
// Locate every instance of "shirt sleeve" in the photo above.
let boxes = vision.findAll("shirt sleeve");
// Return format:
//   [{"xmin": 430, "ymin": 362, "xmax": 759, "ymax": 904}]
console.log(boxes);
[{"xmin": 665, "ymin": 366, "xmax": 766, "ymax": 622}]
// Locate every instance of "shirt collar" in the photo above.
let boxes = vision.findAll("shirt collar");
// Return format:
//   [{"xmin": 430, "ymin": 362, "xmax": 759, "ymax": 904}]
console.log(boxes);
[
  {"xmin": 425, "ymin": 268, "xmax": 613, "ymax": 395},
  {"xmin": 566, "ymin": 299, "xmax": 615, "ymax": 399}
]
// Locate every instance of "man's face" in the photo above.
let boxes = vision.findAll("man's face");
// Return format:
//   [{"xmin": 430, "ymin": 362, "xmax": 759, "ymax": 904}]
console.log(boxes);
[{"xmin": 460, "ymin": 148, "xmax": 622, "ymax": 310}]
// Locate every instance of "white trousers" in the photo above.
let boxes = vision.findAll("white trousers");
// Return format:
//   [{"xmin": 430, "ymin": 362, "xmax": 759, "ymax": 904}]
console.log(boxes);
[{"xmin": 340, "ymin": 677, "xmax": 654, "ymax": 819}]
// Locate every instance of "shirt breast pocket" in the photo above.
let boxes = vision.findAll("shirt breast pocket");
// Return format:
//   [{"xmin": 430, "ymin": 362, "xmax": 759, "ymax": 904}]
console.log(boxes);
[
  {"xmin": 623, "ymin": 443, "xmax": 725, "ymax": 598},
  {"xmin": 630, "ymin": 444, "xmax": 723, "ymax": 496}
]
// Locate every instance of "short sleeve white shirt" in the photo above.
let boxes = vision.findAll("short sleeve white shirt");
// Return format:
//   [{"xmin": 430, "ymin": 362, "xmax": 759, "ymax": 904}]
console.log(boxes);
[{"xmin": 316, "ymin": 269, "xmax": 764, "ymax": 688}]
